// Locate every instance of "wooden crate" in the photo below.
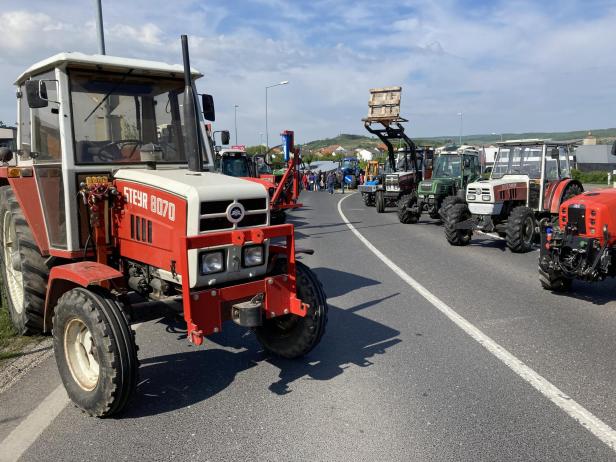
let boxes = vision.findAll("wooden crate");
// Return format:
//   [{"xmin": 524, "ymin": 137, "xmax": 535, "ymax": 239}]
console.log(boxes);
[{"xmin": 366, "ymin": 87, "xmax": 402, "ymax": 121}]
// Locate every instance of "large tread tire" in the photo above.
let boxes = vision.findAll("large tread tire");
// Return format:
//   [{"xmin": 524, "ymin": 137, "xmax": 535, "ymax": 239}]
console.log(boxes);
[
  {"xmin": 444, "ymin": 203, "xmax": 472, "ymax": 246},
  {"xmin": 506, "ymin": 206, "xmax": 536, "ymax": 253},
  {"xmin": 52, "ymin": 288, "xmax": 139, "ymax": 417},
  {"xmin": 439, "ymin": 195, "xmax": 464, "ymax": 219},
  {"xmin": 350, "ymin": 176, "xmax": 357, "ymax": 189},
  {"xmin": 375, "ymin": 190, "xmax": 385, "ymax": 213},
  {"xmin": 0, "ymin": 186, "xmax": 49, "ymax": 335},
  {"xmin": 538, "ymin": 266, "xmax": 572, "ymax": 292},
  {"xmin": 256, "ymin": 261, "xmax": 328, "ymax": 359},
  {"xmin": 561, "ymin": 182, "xmax": 583, "ymax": 203},
  {"xmin": 397, "ymin": 194, "xmax": 419, "ymax": 224}
]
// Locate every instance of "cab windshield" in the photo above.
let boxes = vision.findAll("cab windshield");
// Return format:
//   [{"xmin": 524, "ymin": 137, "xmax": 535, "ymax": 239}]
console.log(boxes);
[
  {"xmin": 342, "ymin": 159, "xmax": 356, "ymax": 169},
  {"xmin": 434, "ymin": 154, "xmax": 461, "ymax": 177},
  {"xmin": 70, "ymin": 70, "xmax": 192, "ymax": 164},
  {"xmin": 222, "ymin": 156, "xmax": 250, "ymax": 177},
  {"xmin": 492, "ymin": 145, "xmax": 542, "ymax": 179}
]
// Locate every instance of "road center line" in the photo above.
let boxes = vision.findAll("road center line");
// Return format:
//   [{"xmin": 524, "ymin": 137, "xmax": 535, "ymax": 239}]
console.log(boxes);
[
  {"xmin": 0, "ymin": 323, "xmax": 143, "ymax": 462},
  {"xmin": 337, "ymin": 193, "xmax": 616, "ymax": 452}
]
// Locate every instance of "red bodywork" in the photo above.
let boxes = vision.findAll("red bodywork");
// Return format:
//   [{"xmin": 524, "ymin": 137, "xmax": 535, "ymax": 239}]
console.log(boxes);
[
  {"xmin": 559, "ymin": 189, "xmax": 616, "ymax": 246},
  {"xmin": 546, "ymin": 178, "xmax": 577, "ymax": 214}
]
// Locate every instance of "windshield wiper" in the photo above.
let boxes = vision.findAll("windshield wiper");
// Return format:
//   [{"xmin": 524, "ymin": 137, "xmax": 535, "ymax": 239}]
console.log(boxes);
[{"xmin": 83, "ymin": 69, "xmax": 134, "ymax": 123}]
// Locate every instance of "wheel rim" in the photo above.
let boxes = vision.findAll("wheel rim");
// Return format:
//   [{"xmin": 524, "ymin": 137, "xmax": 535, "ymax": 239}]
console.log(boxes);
[
  {"xmin": 2, "ymin": 211, "xmax": 24, "ymax": 313},
  {"xmin": 64, "ymin": 318, "xmax": 100, "ymax": 391},
  {"xmin": 522, "ymin": 216, "xmax": 534, "ymax": 245}
]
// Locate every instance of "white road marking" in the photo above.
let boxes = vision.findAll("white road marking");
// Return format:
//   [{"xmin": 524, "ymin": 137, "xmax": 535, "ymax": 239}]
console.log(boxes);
[
  {"xmin": 338, "ymin": 193, "xmax": 616, "ymax": 452},
  {"xmin": 0, "ymin": 323, "xmax": 143, "ymax": 461},
  {"xmin": 476, "ymin": 230, "xmax": 539, "ymax": 252}
]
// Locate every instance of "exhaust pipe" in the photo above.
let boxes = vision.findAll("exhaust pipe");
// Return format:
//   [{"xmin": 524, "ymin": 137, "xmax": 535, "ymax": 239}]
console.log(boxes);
[{"xmin": 181, "ymin": 35, "xmax": 203, "ymax": 172}]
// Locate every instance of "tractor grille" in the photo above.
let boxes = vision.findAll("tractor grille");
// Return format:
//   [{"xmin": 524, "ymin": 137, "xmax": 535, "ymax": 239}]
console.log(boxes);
[
  {"xmin": 199, "ymin": 197, "xmax": 268, "ymax": 232},
  {"xmin": 467, "ymin": 187, "xmax": 490, "ymax": 195},
  {"xmin": 420, "ymin": 181, "xmax": 433, "ymax": 192},
  {"xmin": 567, "ymin": 204, "xmax": 586, "ymax": 235}
]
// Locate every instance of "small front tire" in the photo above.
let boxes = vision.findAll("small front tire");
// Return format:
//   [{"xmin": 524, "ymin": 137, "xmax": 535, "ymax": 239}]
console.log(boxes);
[
  {"xmin": 506, "ymin": 206, "xmax": 536, "ymax": 253},
  {"xmin": 397, "ymin": 194, "xmax": 419, "ymax": 224},
  {"xmin": 256, "ymin": 262, "xmax": 328, "ymax": 359},
  {"xmin": 53, "ymin": 288, "xmax": 139, "ymax": 417},
  {"xmin": 375, "ymin": 190, "xmax": 385, "ymax": 213},
  {"xmin": 444, "ymin": 203, "xmax": 472, "ymax": 246}
]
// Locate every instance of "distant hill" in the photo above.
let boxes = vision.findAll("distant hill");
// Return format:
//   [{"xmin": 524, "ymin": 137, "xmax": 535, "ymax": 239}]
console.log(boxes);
[{"xmin": 301, "ymin": 128, "xmax": 616, "ymax": 155}]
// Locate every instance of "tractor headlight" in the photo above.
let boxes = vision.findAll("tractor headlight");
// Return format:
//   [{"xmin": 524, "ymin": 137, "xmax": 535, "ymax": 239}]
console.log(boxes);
[
  {"xmin": 482, "ymin": 194, "xmax": 491, "ymax": 201},
  {"xmin": 242, "ymin": 245, "xmax": 264, "ymax": 267},
  {"xmin": 428, "ymin": 195, "xmax": 435, "ymax": 199},
  {"xmin": 418, "ymin": 194, "xmax": 425, "ymax": 199},
  {"xmin": 467, "ymin": 194, "xmax": 476, "ymax": 201},
  {"xmin": 200, "ymin": 250, "xmax": 225, "ymax": 275}
]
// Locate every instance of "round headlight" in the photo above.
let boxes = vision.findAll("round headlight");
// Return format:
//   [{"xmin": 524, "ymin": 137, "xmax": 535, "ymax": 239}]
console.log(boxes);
[
  {"xmin": 243, "ymin": 245, "xmax": 264, "ymax": 267},
  {"xmin": 201, "ymin": 251, "xmax": 224, "ymax": 274}
]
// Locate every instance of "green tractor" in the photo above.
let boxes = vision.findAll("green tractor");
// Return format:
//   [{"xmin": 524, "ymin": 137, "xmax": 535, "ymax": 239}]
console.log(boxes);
[{"xmin": 398, "ymin": 148, "xmax": 481, "ymax": 223}]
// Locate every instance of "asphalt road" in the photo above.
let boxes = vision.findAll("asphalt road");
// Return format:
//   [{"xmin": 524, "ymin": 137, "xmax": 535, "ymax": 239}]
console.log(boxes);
[{"xmin": 2, "ymin": 191, "xmax": 616, "ymax": 461}]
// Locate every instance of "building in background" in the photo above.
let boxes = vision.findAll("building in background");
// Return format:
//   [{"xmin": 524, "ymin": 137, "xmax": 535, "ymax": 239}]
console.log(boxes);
[
  {"xmin": 0, "ymin": 126, "xmax": 16, "ymax": 150},
  {"xmin": 574, "ymin": 144, "xmax": 616, "ymax": 171}
]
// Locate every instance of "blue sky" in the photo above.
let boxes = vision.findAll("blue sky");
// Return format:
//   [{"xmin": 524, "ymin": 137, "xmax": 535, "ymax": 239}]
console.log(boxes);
[{"xmin": 1, "ymin": 0, "xmax": 615, "ymax": 145}]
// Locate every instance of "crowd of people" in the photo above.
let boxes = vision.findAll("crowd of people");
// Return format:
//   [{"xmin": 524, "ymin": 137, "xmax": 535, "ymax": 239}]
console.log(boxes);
[{"xmin": 300, "ymin": 169, "xmax": 367, "ymax": 194}]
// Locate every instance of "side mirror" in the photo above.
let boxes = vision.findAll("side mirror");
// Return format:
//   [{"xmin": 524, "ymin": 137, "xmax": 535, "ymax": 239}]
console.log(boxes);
[
  {"xmin": 0, "ymin": 147, "xmax": 13, "ymax": 164},
  {"xmin": 201, "ymin": 94, "xmax": 215, "ymax": 121},
  {"xmin": 612, "ymin": 140, "xmax": 616, "ymax": 157},
  {"xmin": 25, "ymin": 80, "xmax": 49, "ymax": 108},
  {"xmin": 550, "ymin": 147, "xmax": 559, "ymax": 159},
  {"xmin": 221, "ymin": 130, "xmax": 230, "ymax": 145}
]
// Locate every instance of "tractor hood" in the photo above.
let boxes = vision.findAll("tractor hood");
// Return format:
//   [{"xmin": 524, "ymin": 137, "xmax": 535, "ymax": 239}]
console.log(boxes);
[
  {"xmin": 419, "ymin": 177, "xmax": 456, "ymax": 194},
  {"xmin": 467, "ymin": 176, "xmax": 529, "ymax": 193},
  {"xmin": 113, "ymin": 168, "xmax": 268, "ymax": 202}
]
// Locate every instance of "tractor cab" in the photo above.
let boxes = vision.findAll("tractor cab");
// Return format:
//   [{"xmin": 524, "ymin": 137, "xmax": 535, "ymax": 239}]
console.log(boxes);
[
  {"xmin": 218, "ymin": 149, "xmax": 255, "ymax": 178},
  {"xmin": 10, "ymin": 52, "xmax": 267, "ymax": 260}
]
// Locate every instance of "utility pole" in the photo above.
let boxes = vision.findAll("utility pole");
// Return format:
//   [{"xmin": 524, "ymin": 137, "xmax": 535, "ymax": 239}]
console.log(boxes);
[
  {"xmin": 265, "ymin": 81, "xmax": 289, "ymax": 150},
  {"xmin": 95, "ymin": 0, "xmax": 106, "ymax": 55},
  {"xmin": 234, "ymin": 105, "xmax": 239, "ymax": 145},
  {"xmin": 458, "ymin": 112, "xmax": 463, "ymax": 145}
]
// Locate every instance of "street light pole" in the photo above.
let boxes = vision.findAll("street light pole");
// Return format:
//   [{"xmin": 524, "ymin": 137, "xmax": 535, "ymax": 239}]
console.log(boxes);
[
  {"xmin": 234, "ymin": 105, "xmax": 239, "ymax": 145},
  {"xmin": 458, "ymin": 112, "xmax": 463, "ymax": 146},
  {"xmin": 265, "ymin": 80, "xmax": 289, "ymax": 151}
]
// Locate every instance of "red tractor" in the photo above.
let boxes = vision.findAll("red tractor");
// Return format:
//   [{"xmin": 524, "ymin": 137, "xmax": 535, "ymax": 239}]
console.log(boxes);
[
  {"xmin": 216, "ymin": 135, "xmax": 302, "ymax": 224},
  {"xmin": 0, "ymin": 36, "xmax": 327, "ymax": 417},
  {"xmin": 539, "ymin": 142, "xmax": 616, "ymax": 291}
]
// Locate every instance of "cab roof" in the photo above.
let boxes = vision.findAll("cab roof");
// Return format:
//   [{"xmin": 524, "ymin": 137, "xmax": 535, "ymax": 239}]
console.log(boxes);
[
  {"xmin": 15, "ymin": 52, "xmax": 202, "ymax": 85},
  {"xmin": 496, "ymin": 139, "xmax": 581, "ymax": 146}
]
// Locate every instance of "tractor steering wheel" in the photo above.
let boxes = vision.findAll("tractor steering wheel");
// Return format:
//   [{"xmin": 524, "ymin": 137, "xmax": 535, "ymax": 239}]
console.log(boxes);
[{"xmin": 97, "ymin": 139, "xmax": 143, "ymax": 162}]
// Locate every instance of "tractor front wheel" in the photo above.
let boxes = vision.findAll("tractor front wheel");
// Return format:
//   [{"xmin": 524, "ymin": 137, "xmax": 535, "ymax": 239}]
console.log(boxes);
[
  {"xmin": 53, "ymin": 288, "xmax": 139, "ymax": 417},
  {"xmin": 439, "ymin": 195, "xmax": 464, "ymax": 220},
  {"xmin": 375, "ymin": 190, "xmax": 385, "ymax": 213},
  {"xmin": 506, "ymin": 206, "xmax": 536, "ymax": 253},
  {"xmin": 397, "ymin": 194, "xmax": 419, "ymax": 224},
  {"xmin": 0, "ymin": 186, "xmax": 49, "ymax": 335},
  {"xmin": 444, "ymin": 203, "xmax": 472, "ymax": 246},
  {"xmin": 256, "ymin": 261, "xmax": 328, "ymax": 359}
]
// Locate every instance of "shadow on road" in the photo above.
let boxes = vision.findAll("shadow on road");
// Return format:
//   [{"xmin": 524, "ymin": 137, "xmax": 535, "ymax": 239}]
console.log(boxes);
[
  {"xmin": 311, "ymin": 266, "xmax": 381, "ymax": 298},
  {"xmin": 550, "ymin": 279, "xmax": 616, "ymax": 306},
  {"xmin": 124, "ymin": 289, "xmax": 400, "ymax": 418}
]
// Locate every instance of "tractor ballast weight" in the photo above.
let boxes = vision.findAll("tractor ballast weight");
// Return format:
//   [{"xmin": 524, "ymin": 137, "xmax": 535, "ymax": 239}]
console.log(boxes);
[
  {"xmin": 362, "ymin": 87, "xmax": 423, "ymax": 218},
  {"xmin": 0, "ymin": 36, "xmax": 327, "ymax": 417},
  {"xmin": 442, "ymin": 140, "xmax": 583, "ymax": 252}
]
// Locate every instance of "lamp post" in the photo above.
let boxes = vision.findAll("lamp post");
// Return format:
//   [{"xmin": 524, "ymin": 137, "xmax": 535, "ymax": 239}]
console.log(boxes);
[
  {"xmin": 457, "ymin": 112, "xmax": 463, "ymax": 146},
  {"xmin": 234, "ymin": 104, "xmax": 239, "ymax": 145},
  {"xmin": 265, "ymin": 80, "xmax": 289, "ymax": 150}
]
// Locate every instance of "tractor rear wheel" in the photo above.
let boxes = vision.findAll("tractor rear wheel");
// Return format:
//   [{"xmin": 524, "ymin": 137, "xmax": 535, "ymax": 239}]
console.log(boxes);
[
  {"xmin": 538, "ymin": 263, "xmax": 572, "ymax": 292},
  {"xmin": 256, "ymin": 261, "xmax": 328, "ymax": 359},
  {"xmin": 397, "ymin": 194, "xmax": 419, "ymax": 224},
  {"xmin": 53, "ymin": 288, "xmax": 139, "ymax": 417},
  {"xmin": 0, "ymin": 186, "xmax": 49, "ymax": 335},
  {"xmin": 439, "ymin": 195, "xmax": 464, "ymax": 219},
  {"xmin": 350, "ymin": 176, "xmax": 357, "ymax": 189},
  {"xmin": 444, "ymin": 203, "xmax": 472, "ymax": 246},
  {"xmin": 506, "ymin": 206, "xmax": 536, "ymax": 253},
  {"xmin": 375, "ymin": 190, "xmax": 385, "ymax": 213}
]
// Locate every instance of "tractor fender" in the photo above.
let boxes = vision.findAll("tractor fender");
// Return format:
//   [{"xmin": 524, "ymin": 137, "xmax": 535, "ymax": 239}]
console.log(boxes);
[
  {"xmin": 43, "ymin": 262, "xmax": 125, "ymax": 332},
  {"xmin": 548, "ymin": 179, "xmax": 583, "ymax": 214}
]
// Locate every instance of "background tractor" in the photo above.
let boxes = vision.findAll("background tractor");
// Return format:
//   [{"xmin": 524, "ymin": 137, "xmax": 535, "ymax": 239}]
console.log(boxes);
[
  {"xmin": 538, "ymin": 141, "xmax": 616, "ymax": 291},
  {"xmin": 362, "ymin": 87, "xmax": 424, "ymax": 217},
  {"xmin": 358, "ymin": 160, "xmax": 382, "ymax": 206},
  {"xmin": 0, "ymin": 36, "xmax": 327, "ymax": 417},
  {"xmin": 216, "ymin": 137, "xmax": 302, "ymax": 225},
  {"xmin": 443, "ymin": 140, "xmax": 583, "ymax": 252},
  {"xmin": 338, "ymin": 156, "xmax": 360, "ymax": 189}
]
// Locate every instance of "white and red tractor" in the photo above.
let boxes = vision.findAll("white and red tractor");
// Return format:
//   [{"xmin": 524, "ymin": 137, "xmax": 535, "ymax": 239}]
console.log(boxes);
[
  {"xmin": 0, "ymin": 36, "xmax": 328, "ymax": 417},
  {"xmin": 443, "ymin": 140, "xmax": 583, "ymax": 252}
]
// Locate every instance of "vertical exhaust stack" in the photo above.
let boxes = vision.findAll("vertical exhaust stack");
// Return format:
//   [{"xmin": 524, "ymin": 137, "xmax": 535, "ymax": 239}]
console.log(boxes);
[{"xmin": 181, "ymin": 35, "xmax": 203, "ymax": 172}]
